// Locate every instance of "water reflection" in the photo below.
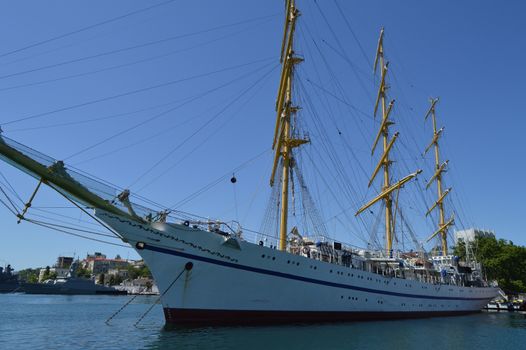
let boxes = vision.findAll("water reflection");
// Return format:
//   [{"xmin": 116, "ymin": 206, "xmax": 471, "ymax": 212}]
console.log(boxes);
[
  {"xmin": 1, "ymin": 294, "xmax": 525, "ymax": 350},
  {"xmin": 143, "ymin": 313, "xmax": 526, "ymax": 350}
]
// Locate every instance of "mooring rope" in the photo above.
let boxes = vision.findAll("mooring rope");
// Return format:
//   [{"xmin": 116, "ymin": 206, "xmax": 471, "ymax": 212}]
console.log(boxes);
[
  {"xmin": 105, "ymin": 292, "xmax": 143, "ymax": 325},
  {"xmin": 133, "ymin": 262, "xmax": 193, "ymax": 327}
]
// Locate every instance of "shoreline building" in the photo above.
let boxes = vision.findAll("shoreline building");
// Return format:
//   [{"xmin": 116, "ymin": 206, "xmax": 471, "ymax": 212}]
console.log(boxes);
[
  {"xmin": 82, "ymin": 252, "xmax": 129, "ymax": 275},
  {"xmin": 38, "ymin": 256, "xmax": 74, "ymax": 282},
  {"xmin": 454, "ymin": 228, "xmax": 496, "ymax": 244}
]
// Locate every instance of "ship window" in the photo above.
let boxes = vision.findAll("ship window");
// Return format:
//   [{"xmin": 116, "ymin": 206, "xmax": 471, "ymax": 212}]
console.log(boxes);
[
  {"xmin": 261, "ymin": 254, "xmax": 265, "ymax": 258},
  {"xmin": 272, "ymin": 257, "xmax": 276, "ymax": 261},
  {"xmin": 296, "ymin": 262, "xmax": 299, "ymax": 266}
]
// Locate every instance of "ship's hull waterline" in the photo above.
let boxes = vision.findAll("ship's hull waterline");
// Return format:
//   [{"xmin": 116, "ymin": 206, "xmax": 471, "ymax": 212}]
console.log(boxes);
[{"xmin": 96, "ymin": 210, "xmax": 499, "ymax": 325}]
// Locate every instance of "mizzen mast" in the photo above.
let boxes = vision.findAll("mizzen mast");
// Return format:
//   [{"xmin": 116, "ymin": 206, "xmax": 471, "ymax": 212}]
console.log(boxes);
[
  {"xmin": 423, "ymin": 98, "xmax": 454, "ymax": 256},
  {"xmin": 270, "ymin": 0, "xmax": 308, "ymax": 251},
  {"xmin": 356, "ymin": 28, "xmax": 421, "ymax": 257}
]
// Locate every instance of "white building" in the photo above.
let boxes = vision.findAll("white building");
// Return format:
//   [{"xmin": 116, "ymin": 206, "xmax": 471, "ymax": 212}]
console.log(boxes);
[
  {"xmin": 38, "ymin": 267, "xmax": 69, "ymax": 282},
  {"xmin": 454, "ymin": 228, "xmax": 495, "ymax": 244}
]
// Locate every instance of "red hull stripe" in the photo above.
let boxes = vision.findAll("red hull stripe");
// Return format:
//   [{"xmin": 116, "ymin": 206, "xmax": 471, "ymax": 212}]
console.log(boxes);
[
  {"xmin": 143, "ymin": 243, "xmax": 490, "ymax": 301},
  {"xmin": 163, "ymin": 308, "xmax": 477, "ymax": 325}
]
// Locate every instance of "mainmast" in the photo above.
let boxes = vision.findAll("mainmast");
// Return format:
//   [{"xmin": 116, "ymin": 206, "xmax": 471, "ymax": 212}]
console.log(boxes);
[
  {"xmin": 356, "ymin": 28, "xmax": 421, "ymax": 257},
  {"xmin": 423, "ymin": 98, "xmax": 454, "ymax": 256},
  {"xmin": 270, "ymin": 0, "xmax": 308, "ymax": 251}
]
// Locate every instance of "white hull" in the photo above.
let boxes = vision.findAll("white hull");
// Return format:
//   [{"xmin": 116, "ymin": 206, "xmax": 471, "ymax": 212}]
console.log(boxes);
[{"xmin": 97, "ymin": 210, "xmax": 499, "ymax": 325}]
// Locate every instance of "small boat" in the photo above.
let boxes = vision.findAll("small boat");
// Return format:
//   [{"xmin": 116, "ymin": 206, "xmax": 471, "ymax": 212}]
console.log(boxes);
[
  {"xmin": 484, "ymin": 300, "xmax": 514, "ymax": 312},
  {"xmin": 511, "ymin": 300, "xmax": 526, "ymax": 312}
]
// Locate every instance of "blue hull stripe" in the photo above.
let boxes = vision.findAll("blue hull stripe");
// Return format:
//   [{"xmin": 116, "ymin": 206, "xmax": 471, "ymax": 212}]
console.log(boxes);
[{"xmin": 144, "ymin": 244, "xmax": 491, "ymax": 301}]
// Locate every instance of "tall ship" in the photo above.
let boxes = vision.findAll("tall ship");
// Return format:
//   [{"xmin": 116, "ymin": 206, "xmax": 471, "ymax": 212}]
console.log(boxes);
[{"xmin": 0, "ymin": 0, "xmax": 498, "ymax": 324}]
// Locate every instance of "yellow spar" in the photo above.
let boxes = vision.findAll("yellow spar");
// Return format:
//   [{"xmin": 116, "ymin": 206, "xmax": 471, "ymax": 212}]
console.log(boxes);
[
  {"xmin": 423, "ymin": 98, "xmax": 452, "ymax": 255},
  {"xmin": 270, "ymin": 0, "xmax": 308, "ymax": 251},
  {"xmin": 356, "ymin": 28, "xmax": 421, "ymax": 257}
]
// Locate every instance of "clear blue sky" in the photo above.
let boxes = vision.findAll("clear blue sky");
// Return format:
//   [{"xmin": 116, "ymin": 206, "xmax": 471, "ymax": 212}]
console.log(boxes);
[{"xmin": 0, "ymin": 0, "xmax": 524, "ymax": 269}]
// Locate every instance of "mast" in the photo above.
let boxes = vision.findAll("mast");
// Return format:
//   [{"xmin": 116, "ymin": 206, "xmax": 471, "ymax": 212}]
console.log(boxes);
[
  {"xmin": 423, "ymin": 98, "xmax": 454, "ymax": 256},
  {"xmin": 355, "ymin": 28, "xmax": 421, "ymax": 257},
  {"xmin": 270, "ymin": 0, "xmax": 308, "ymax": 251}
]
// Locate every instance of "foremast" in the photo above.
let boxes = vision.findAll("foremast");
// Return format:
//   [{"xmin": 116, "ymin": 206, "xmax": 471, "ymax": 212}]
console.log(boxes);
[
  {"xmin": 423, "ymin": 98, "xmax": 454, "ymax": 256},
  {"xmin": 355, "ymin": 28, "xmax": 421, "ymax": 257},
  {"xmin": 270, "ymin": 0, "xmax": 308, "ymax": 251}
]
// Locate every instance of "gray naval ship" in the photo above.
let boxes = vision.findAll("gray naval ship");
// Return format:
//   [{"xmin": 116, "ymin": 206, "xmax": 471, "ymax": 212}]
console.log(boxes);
[
  {"xmin": 22, "ymin": 262, "xmax": 126, "ymax": 295},
  {"xmin": 0, "ymin": 265, "xmax": 20, "ymax": 293}
]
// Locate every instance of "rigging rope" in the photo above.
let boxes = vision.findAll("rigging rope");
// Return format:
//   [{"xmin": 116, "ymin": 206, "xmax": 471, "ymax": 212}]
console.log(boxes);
[
  {"xmin": 0, "ymin": 21, "xmax": 273, "ymax": 95},
  {"xmin": 134, "ymin": 263, "xmax": 191, "ymax": 327},
  {"xmin": 0, "ymin": 13, "xmax": 279, "ymax": 82},
  {"xmin": 0, "ymin": 0, "xmax": 179, "ymax": 59},
  {"xmin": 3, "ymin": 57, "xmax": 274, "ymax": 127},
  {"xmin": 129, "ymin": 64, "xmax": 279, "ymax": 190},
  {"xmin": 169, "ymin": 149, "xmax": 270, "ymax": 209}
]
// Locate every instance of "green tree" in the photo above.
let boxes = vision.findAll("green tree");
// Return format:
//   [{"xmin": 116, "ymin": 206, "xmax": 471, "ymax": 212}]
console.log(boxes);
[
  {"xmin": 76, "ymin": 267, "xmax": 92, "ymax": 279},
  {"xmin": 452, "ymin": 238, "xmax": 466, "ymax": 261},
  {"xmin": 139, "ymin": 265, "xmax": 151, "ymax": 278},
  {"xmin": 145, "ymin": 280, "xmax": 153, "ymax": 292},
  {"xmin": 41, "ymin": 266, "xmax": 51, "ymax": 281},
  {"xmin": 126, "ymin": 265, "xmax": 139, "ymax": 279},
  {"xmin": 473, "ymin": 236, "xmax": 526, "ymax": 294},
  {"xmin": 17, "ymin": 268, "xmax": 39, "ymax": 283}
]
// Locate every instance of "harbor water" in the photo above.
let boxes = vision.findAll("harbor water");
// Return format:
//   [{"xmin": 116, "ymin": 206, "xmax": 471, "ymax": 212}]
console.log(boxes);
[{"xmin": 0, "ymin": 294, "xmax": 524, "ymax": 350}]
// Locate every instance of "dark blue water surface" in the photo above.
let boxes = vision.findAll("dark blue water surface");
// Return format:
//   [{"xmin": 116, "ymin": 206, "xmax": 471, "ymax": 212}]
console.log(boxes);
[{"xmin": 0, "ymin": 294, "xmax": 524, "ymax": 350}]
